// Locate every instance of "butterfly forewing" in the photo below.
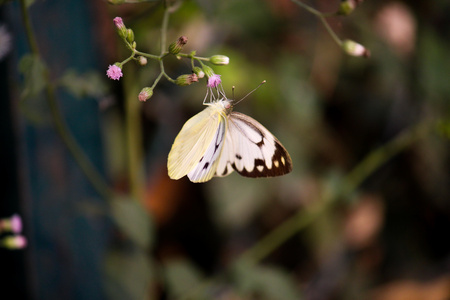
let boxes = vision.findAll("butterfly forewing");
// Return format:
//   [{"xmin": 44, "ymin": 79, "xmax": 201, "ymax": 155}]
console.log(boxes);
[
  {"xmin": 215, "ymin": 112, "xmax": 292, "ymax": 178},
  {"xmin": 168, "ymin": 106, "xmax": 224, "ymax": 180},
  {"xmin": 187, "ymin": 114, "xmax": 227, "ymax": 182}
]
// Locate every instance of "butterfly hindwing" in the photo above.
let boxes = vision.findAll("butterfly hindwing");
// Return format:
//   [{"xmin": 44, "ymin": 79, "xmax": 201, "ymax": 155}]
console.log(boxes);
[
  {"xmin": 168, "ymin": 105, "xmax": 224, "ymax": 180},
  {"xmin": 215, "ymin": 112, "xmax": 292, "ymax": 178}
]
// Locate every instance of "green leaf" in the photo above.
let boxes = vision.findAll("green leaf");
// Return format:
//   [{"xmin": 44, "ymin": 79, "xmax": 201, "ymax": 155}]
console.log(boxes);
[
  {"xmin": 163, "ymin": 259, "xmax": 205, "ymax": 299},
  {"xmin": 18, "ymin": 54, "xmax": 47, "ymax": 101},
  {"xmin": 110, "ymin": 196, "xmax": 154, "ymax": 249},
  {"xmin": 233, "ymin": 263, "xmax": 302, "ymax": 300},
  {"xmin": 58, "ymin": 70, "xmax": 108, "ymax": 99},
  {"xmin": 104, "ymin": 246, "xmax": 153, "ymax": 300}
]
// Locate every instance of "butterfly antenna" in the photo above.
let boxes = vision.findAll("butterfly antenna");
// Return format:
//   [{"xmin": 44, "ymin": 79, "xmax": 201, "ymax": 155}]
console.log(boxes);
[
  {"xmin": 232, "ymin": 86, "xmax": 235, "ymax": 100},
  {"xmin": 233, "ymin": 80, "xmax": 266, "ymax": 105}
]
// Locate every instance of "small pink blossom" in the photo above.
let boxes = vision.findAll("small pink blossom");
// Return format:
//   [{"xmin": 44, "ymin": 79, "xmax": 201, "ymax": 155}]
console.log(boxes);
[
  {"xmin": 107, "ymin": 65, "xmax": 123, "ymax": 80},
  {"xmin": 138, "ymin": 87, "xmax": 153, "ymax": 102},
  {"xmin": 113, "ymin": 17, "xmax": 125, "ymax": 30},
  {"xmin": 207, "ymin": 74, "xmax": 221, "ymax": 88},
  {"xmin": 10, "ymin": 214, "xmax": 22, "ymax": 234},
  {"xmin": 0, "ymin": 214, "xmax": 23, "ymax": 233}
]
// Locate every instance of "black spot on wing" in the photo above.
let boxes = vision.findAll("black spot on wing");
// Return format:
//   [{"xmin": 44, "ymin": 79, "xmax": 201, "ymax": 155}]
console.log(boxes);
[
  {"xmin": 236, "ymin": 154, "xmax": 242, "ymax": 160},
  {"xmin": 203, "ymin": 162, "xmax": 210, "ymax": 170},
  {"xmin": 232, "ymin": 142, "xmax": 292, "ymax": 178}
]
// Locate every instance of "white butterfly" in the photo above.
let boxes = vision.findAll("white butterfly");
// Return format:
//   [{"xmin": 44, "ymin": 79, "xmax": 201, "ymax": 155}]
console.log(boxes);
[{"xmin": 167, "ymin": 86, "xmax": 292, "ymax": 183}]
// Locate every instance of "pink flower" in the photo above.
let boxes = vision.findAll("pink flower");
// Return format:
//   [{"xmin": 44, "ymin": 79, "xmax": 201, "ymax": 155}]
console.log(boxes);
[
  {"xmin": 138, "ymin": 87, "xmax": 153, "ymax": 102},
  {"xmin": 207, "ymin": 74, "xmax": 221, "ymax": 88},
  {"xmin": 107, "ymin": 65, "xmax": 123, "ymax": 80},
  {"xmin": 0, "ymin": 214, "xmax": 23, "ymax": 234},
  {"xmin": 2, "ymin": 235, "xmax": 27, "ymax": 250},
  {"xmin": 10, "ymin": 214, "xmax": 22, "ymax": 234},
  {"xmin": 113, "ymin": 17, "xmax": 125, "ymax": 30}
]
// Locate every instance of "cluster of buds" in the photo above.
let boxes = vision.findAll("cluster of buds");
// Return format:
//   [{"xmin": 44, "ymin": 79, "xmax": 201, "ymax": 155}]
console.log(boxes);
[
  {"xmin": 0, "ymin": 214, "xmax": 27, "ymax": 250},
  {"xmin": 107, "ymin": 17, "xmax": 230, "ymax": 98},
  {"xmin": 113, "ymin": 17, "xmax": 134, "ymax": 45}
]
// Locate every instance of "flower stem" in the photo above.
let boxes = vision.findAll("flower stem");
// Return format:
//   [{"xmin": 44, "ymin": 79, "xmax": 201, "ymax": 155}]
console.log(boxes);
[
  {"xmin": 123, "ymin": 67, "xmax": 145, "ymax": 201},
  {"xmin": 160, "ymin": 6, "xmax": 170, "ymax": 55},
  {"xmin": 19, "ymin": 0, "xmax": 112, "ymax": 199},
  {"xmin": 291, "ymin": 0, "xmax": 343, "ymax": 46}
]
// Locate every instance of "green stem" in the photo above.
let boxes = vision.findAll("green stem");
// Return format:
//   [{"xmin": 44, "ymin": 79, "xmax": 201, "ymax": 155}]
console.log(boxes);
[
  {"xmin": 160, "ymin": 6, "xmax": 170, "ymax": 55},
  {"xmin": 123, "ymin": 66, "xmax": 145, "ymax": 202},
  {"xmin": 239, "ymin": 120, "xmax": 434, "ymax": 266},
  {"xmin": 19, "ymin": 1, "xmax": 39, "ymax": 54},
  {"xmin": 159, "ymin": 60, "xmax": 175, "ymax": 83},
  {"xmin": 134, "ymin": 50, "xmax": 161, "ymax": 60},
  {"xmin": 237, "ymin": 198, "xmax": 330, "ymax": 265},
  {"xmin": 291, "ymin": 0, "xmax": 342, "ymax": 46},
  {"xmin": 318, "ymin": 15, "xmax": 342, "ymax": 46},
  {"xmin": 340, "ymin": 120, "xmax": 432, "ymax": 196},
  {"xmin": 152, "ymin": 71, "xmax": 165, "ymax": 89},
  {"xmin": 19, "ymin": 0, "xmax": 112, "ymax": 199}
]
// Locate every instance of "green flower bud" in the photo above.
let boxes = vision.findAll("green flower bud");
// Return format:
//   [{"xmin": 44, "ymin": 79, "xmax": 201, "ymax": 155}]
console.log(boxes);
[
  {"xmin": 342, "ymin": 40, "xmax": 370, "ymax": 57},
  {"xmin": 192, "ymin": 66, "xmax": 205, "ymax": 78},
  {"xmin": 138, "ymin": 87, "xmax": 153, "ymax": 102},
  {"xmin": 175, "ymin": 73, "xmax": 198, "ymax": 86},
  {"xmin": 126, "ymin": 28, "xmax": 134, "ymax": 43},
  {"xmin": 168, "ymin": 36, "xmax": 188, "ymax": 55},
  {"xmin": 209, "ymin": 55, "xmax": 230, "ymax": 65},
  {"xmin": 202, "ymin": 65, "xmax": 215, "ymax": 78},
  {"xmin": 337, "ymin": 0, "xmax": 363, "ymax": 15}
]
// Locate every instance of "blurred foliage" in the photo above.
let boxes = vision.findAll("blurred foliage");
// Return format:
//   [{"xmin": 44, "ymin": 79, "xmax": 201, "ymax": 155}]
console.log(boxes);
[{"xmin": 5, "ymin": 0, "xmax": 450, "ymax": 299}]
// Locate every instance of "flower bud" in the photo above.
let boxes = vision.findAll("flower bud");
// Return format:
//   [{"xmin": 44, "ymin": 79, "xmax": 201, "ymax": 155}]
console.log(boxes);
[
  {"xmin": 0, "ymin": 214, "xmax": 23, "ymax": 234},
  {"xmin": 342, "ymin": 40, "xmax": 370, "ymax": 57},
  {"xmin": 175, "ymin": 73, "xmax": 198, "ymax": 86},
  {"xmin": 126, "ymin": 28, "xmax": 134, "ymax": 43},
  {"xmin": 138, "ymin": 56, "xmax": 147, "ymax": 66},
  {"xmin": 168, "ymin": 36, "xmax": 188, "ymax": 55},
  {"xmin": 192, "ymin": 66, "xmax": 205, "ymax": 78},
  {"xmin": 209, "ymin": 55, "xmax": 230, "ymax": 65},
  {"xmin": 202, "ymin": 65, "xmax": 215, "ymax": 78},
  {"xmin": 113, "ymin": 17, "xmax": 127, "ymax": 39},
  {"xmin": 337, "ymin": 0, "xmax": 363, "ymax": 15},
  {"xmin": 1, "ymin": 235, "xmax": 27, "ymax": 250},
  {"xmin": 138, "ymin": 87, "xmax": 153, "ymax": 102}
]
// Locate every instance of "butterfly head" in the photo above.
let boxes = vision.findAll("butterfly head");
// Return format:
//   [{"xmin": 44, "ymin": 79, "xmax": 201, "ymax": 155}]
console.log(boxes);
[{"xmin": 219, "ymin": 98, "xmax": 234, "ymax": 115}]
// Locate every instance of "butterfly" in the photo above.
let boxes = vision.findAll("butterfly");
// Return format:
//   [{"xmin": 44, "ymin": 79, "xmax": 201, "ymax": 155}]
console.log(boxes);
[{"xmin": 167, "ymin": 86, "xmax": 292, "ymax": 183}]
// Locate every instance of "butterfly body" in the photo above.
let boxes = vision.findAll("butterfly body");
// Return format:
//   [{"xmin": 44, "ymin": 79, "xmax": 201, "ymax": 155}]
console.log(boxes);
[{"xmin": 168, "ymin": 97, "xmax": 292, "ymax": 183}]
